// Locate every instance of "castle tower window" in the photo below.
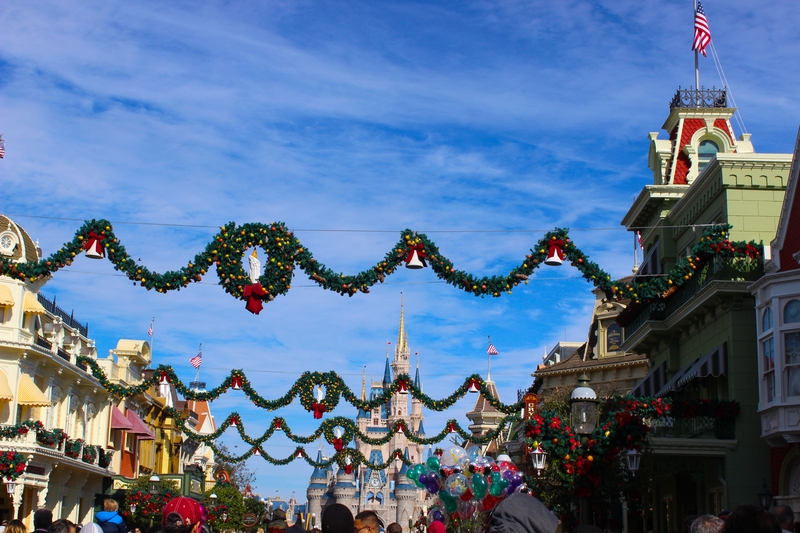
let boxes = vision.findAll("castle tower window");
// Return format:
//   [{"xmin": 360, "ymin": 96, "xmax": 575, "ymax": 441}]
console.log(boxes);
[{"xmin": 697, "ymin": 140, "xmax": 719, "ymax": 173}]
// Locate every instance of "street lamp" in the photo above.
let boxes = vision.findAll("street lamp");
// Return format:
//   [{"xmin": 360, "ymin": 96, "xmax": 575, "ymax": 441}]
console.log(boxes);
[
  {"xmin": 570, "ymin": 374, "xmax": 599, "ymax": 435},
  {"xmin": 757, "ymin": 479, "xmax": 773, "ymax": 510},
  {"xmin": 221, "ymin": 512, "xmax": 228, "ymax": 523},
  {"xmin": 624, "ymin": 448, "xmax": 642, "ymax": 476},
  {"xmin": 148, "ymin": 474, "xmax": 160, "ymax": 494},
  {"xmin": 4, "ymin": 479, "xmax": 17, "ymax": 498},
  {"xmin": 210, "ymin": 493, "xmax": 218, "ymax": 504},
  {"xmin": 529, "ymin": 446, "xmax": 548, "ymax": 475},
  {"xmin": 130, "ymin": 503, "xmax": 136, "ymax": 514}
]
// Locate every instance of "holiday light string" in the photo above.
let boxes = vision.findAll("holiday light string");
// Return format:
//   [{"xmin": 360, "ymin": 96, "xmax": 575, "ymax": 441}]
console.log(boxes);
[
  {"xmin": 76, "ymin": 356, "xmax": 523, "ymax": 414},
  {"xmin": 0, "ymin": 220, "xmax": 762, "ymax": 313}
]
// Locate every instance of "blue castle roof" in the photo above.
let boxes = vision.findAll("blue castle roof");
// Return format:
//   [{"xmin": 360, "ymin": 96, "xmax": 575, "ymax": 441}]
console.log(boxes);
[
  {"xmin": 310, "ymin": 450, "xmax": 328, "ymax": 479},
  {"xmin": 383, "ymin": 355, "xmax": 392, "ymax": 385},
  {"xmin": 364, "ymin": 450, "xmax": 387, "ymax": 484},
  {"xmin": 414, "ymin": 365, "xmax": 421, "ymax": 388},
  {"xmin": 417, "ymin": 420, "xmax": 425, "ymax": 436}
]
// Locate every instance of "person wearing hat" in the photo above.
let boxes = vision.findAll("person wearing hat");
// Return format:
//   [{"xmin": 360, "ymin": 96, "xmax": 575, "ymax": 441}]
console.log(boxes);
[
  {"xmin": 162, "ymin": 497, "xmax": 206, "ymax": 533},
  {"xmin": 267, "ymin": 520, "xmax": 287, "ymax": 533},
  {"xmin": 487, "ymin": 493, "xmax": 558, "ymax": 533},
  {"xmin": 271, "ymin": 509, "xmax": 287, "ymax": 523}
]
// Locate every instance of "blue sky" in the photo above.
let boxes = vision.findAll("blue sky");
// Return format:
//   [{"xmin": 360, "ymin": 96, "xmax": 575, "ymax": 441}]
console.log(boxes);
[{"xmin": 2, "ymin": 0, "xmax": 799, "ymax": 502}]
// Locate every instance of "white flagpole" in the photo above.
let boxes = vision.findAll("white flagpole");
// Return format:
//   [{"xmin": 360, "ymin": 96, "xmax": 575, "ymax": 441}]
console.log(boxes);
[
  {"xmin": 487, "ymin": 335, "xmax": 492, "ymax": 379},
  {"xmin": 148, "ymin": 317, "xmax": 155, "ymax": 369},
  {"xmin": 194, "ymin": 343, "xmax": 202, "ymax": 383},
  {"xmin": 694, "ymin": 0, "xmax": 700, "ymax": 92}
]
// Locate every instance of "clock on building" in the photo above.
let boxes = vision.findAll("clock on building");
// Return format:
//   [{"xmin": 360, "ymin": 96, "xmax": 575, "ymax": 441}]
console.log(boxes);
[
  {"xmin": 0, "ymin": 231, "xmax": 18, "ymax": 257},
  {"xmin": 370, "ymin": 477, "xmax": 381, "ymax": 487}
]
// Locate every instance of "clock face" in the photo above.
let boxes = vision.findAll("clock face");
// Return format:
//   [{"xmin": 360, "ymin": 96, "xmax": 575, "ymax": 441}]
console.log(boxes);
[
  {"xmin": 0, "ymin": 235, "xmax": 11, "ymax": 249},
  {"xmin": 370, "ymin": 478, "xmax": 380, "ymax": 487}
]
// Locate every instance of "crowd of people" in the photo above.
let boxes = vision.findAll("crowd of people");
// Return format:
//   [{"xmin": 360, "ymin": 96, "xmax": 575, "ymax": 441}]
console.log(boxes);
[{"xmin": 0, "ymin": 493, "xmax": 797, "ymax": 533}]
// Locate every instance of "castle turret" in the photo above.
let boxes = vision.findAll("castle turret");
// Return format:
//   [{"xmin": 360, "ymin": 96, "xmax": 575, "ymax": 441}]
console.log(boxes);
[
  {"xmin": 390, "ymin": 297, "xmax": 411, "ymax": 423},
  {"xmin": 333, "ymin": 466, "xmax": 358, "ymax": 517},
  {"xmin": 307, "ymin": 449, "xmax": 330, "ymax": 520},
  {"xmin": 394, "ymin": 449, "xmax": 418, "ymax": 532},
  {"xmin": 410, "ymin": 360, "xmax": 423, "ymax": 434},
  {"xmin": 466, "ymin": 375, "xmax": 506, "ymax": 456}
]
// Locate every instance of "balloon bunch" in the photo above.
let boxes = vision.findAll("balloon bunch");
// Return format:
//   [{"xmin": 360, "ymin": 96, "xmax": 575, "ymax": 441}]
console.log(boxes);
[{"xmin": 406, "ymin": 446, "xmax": 526, "ymax": 522}]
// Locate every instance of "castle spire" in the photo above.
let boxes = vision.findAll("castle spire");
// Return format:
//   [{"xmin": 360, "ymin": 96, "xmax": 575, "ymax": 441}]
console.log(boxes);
[
  {"xmin": 397, "ymin": 292, "xmax": 406, "ymax": 352},
  {"xmin": 361, "ymin": 366, "xmax": 367, "ymax": 401},
  {"xmin": 383, "ymin": 353, "xmax": 391, "ymax": 385},
  {"xmin": 414, "ymin": 356, "xmax": 421, "ymax": 388}
]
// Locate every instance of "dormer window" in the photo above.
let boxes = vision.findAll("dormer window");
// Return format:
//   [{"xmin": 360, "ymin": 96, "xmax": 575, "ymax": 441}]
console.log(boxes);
[{"xmin": 697, "ymin": 140, "xmax": 719, "ymax": 173}]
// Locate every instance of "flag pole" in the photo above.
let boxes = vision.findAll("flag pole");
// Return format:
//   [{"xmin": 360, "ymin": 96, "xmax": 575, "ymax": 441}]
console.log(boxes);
[
  {"xmin": 487, "ymin": 335, "xmax": 492, "ymax": 380},
  {"xmin": 694, "ymin": 0, "xmax": 700, "ymax": 92},
  {"xmin": 194, "ymin": 343, "xmax": 202, "ymax": 383},
  {"xmin": 148, "ymin": 317, "xmax": 155, "ymax": 369}
]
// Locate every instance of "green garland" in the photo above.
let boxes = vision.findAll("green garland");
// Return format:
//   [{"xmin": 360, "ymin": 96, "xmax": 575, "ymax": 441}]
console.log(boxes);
[
  {"xmin": 77, "ymin": 357, "xmax": 523, "ymax": 414},
  {"xmin": 0, "ymin": 220, "xmax": 761, "ymax": 310},
  {"xmin": 172, "ymin": 411, "xmax": 518, "ymax": 448}
]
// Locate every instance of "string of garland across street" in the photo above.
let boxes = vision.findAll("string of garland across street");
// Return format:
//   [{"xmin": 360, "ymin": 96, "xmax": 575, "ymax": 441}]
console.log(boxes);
[{"xmin": 0, "ymin": 220, "xmax": 761, "ymax": 314}]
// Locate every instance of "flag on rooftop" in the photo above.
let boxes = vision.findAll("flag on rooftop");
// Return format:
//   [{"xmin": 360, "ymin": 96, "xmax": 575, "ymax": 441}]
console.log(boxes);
[
  {"xmin": 147, "ymin": 322, "xmax": 153, "ymax": 337},
  {"xmin": 487, "ymin": 343, "xmax": 499, "ymax": 355},
  {"xmin": 0, "ymin": 136, "xmax": 5, "ymax": 159},
  {"xmin": 190, "ymin": 350, "xmax": 203, "ymax": 369},
  {"xmin": 692, "ymin": 1, "xmax": 712, "ymax": 57}
]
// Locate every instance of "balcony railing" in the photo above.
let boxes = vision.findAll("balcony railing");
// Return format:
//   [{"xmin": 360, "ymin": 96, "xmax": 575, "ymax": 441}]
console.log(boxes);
[
  {"xmin": 649, "ymin": 416, "xmax": 735, "ymax": 440},
  {"xmin": 670, "ymin": 86, "xmax": 727, "ymax": 109},
  {"xmin": 623, "ymin": 257, "xmax": 762, "ymax": 339},
  {"xmin": 57, "ymin": 348, "xmax": 71, "ymax": 363},
  {"xmin": 37, "ymin": 293, "xmax": 89, "ymax": 337},
  {"xmin": 0, "ymin": 426, "xmax": 110, "ymax": 468},
  {"xmin": 35, "ymin": 336, "xmax": 52, "ymax": 351}
]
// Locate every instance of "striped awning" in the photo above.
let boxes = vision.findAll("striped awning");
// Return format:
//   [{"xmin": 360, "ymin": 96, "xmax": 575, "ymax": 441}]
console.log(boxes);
[
  {"xmin": 0, "ymin": 285, "xmax": 13, "ymax": 307},
  {"xmin": 0, "ymin": 371, "xmax": 13, "ymax": 401},
  {"xmin": 17, "ymin": 373, "xmax": 50, "ymax": 407},
  {"xmin": 23, "ymin": 292, "xmax": 46, "ymax": 315},
  {"xmin": 676, "ymin": 343, "xmax": 728, "ymax": 389},
  {"xmin": 631, "ymin": 360, "xmax": 667, "ymax": 397},
  {"xmin": 655, "ymin": 359, "xmax": 699, "ymax": 397},
  {"xmin": 126, "ymin": 410, "xmax": 155, "ymax": 440},
  {"xmin": 111, "ymin": 406, "xmax": 134, "ymax": 430}
]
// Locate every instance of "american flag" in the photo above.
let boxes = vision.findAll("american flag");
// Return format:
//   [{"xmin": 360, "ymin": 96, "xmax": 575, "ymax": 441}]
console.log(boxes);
[
  {"xmin": 692, "ymin": 1, "xmax": 712, "ymax": 57},
  {"xmin": 636, "ymin": 231, "xmax": 644, "ymax": 250},
  {"xmin": 147, "ymin": 322, "xmax": 153, "ymax": 337},
  {"xmin": 487, "ymin": 343, "xmax": 499, "ymax": 355},
  {"xmin": 190, "ymin": 350, "xmax": 202, "ymax": 369},
  {"xmin": 0, "ymin": 137, "xmax": 5, "ymax": 159}
]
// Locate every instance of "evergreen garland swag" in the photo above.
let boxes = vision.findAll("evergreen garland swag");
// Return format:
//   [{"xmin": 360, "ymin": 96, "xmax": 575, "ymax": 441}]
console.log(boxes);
[{"xmin": 0, "ymin": 220, "xmax": 762, "ymax": 312}]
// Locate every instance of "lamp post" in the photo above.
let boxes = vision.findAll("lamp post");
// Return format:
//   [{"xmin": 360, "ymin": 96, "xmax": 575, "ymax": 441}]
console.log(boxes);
[
  {"xmin": 4, "ymin": 479, "xmax": 16, "ymax": 499},
  {"xmin": 529, "ymin": 445, "xmax": 548, "ymax": 475},
  {"xmin": 570, "ymin": 374, "xmax": 599, "ymax": 436},
  {"xmin": 624, "ymin": 449, "xmax": 642, "ymax": 476},
  {"xmin": 130, "ymin": 503, "xmax": 136, "ymax": 515},
  {"xmin": 757, "ymin": 479, "xmax": 773, "ymax": 510},
  {"xmin": 148, "ymin": 474, "xmax": 160, "ymax": 495}
]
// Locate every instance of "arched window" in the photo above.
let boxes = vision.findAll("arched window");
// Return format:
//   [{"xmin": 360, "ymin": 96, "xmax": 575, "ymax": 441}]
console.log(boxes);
[
  {"xmin": 785, "ymin": 300, "xmax": 800, "ymax": 324},
  {"xmin": 698, "ymin": 140, "xmax": 719, "ymax": 173},
  {"xmin": 763, "ymin": 307, "xmax": 774, "ymax": 332}
]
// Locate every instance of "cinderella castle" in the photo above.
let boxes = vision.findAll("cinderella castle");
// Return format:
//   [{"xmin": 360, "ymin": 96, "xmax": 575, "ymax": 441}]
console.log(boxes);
[{"xmin": 306, "ymin": 298, "xmax": 430, "ymax": 530}]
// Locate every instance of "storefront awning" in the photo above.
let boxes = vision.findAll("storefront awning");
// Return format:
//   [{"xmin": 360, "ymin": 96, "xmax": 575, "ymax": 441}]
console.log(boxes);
[
  {"xmin": 17, "ymin": 373, "xmax": 50, "ymax": 407},
  {"xmin": 126, "ymin": 410, "xmax": 155, "ymax": 440},
  {"xmin": 111, "ymin": 406, "xmax": 134, "ymax": 430},
  {"xmin": 0, "ymin": 285, "xmax": 14, "ymax": 307},
  {"xmin": 655, "ymin": 359, "xmax": 699, "ymax": 398},
  {"xmin": 0, "ymin": 371, "xmax": 13, "ymax": 401},
  {"xmin": 676, "ymin": 343, "xmax": 727, "ymax": 389},
  {"xmin": 631, "ymin": 360, "xmax": 666, "ymax": 397},
  {"xmin": 23, "ymin": 292, "xmax": 46, "ymax": 315}
]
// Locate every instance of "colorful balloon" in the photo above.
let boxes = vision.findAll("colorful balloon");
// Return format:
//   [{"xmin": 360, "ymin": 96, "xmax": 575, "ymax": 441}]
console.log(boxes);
[
  {"xmin": 445, "ymin": 473, "xmax": 469, "ymax": 497},
  {"xmin": 470, "ymin": 473, "xmax": 488, "ymax": 499},
  {"xmin": 441, "ymin": 445, "xmax": 468, "ymax": 467},
  {"xmin": 427, "ymin": 456, "xmax": 441, "ymax": 471}
]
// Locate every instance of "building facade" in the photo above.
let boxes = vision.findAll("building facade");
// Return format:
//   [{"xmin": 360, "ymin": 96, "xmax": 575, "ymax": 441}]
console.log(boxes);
[{"xmin": 620, "ymin": 87, "xmax": 792, "ymax": 529}]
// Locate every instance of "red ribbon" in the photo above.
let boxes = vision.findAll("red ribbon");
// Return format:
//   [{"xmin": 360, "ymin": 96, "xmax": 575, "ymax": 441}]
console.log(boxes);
[
  {"xmin": 468, "ymin": 378, "xmax": 480, "ymax": 390},
  {"xmin": 344, "ymin": 464, "xmax": 353, "ymax": 475},
  {"xmin": 231, "ymin": 376, "xmax": 243, "ymax": 389},
  {"xmin": 333, "ymin": 438, "xmax": 344, "ymax": 452},
  {"xmin": 243, "ymin": 283, "xmax": 267, "ymax": 315},
  {"xmin": 230, "ymin": 417, "xmax": 238, "ymax": 427},
  {"xmin": 83, "ymin": 231, "xmax": 106, "ymax": 256},
  {"xmin": 547, "ymin": 238, "xmax": 565, "ymax": 260},
  {"xmin": 397, "ymin": 380, "xmax": 408, "ymax": 392},
  {"xmin": 397, "ymin": 423, "xmax": 405, "ymax": 433},
  {"xmin": 312, "ymin": 402, "xmax": 326, "ymax": 419},
  {"xmin": 274, "ymin": 419, "xmax": 282, "ymax": 430},
  {"xmin": 404, "ymin": 243, "xmax": 427, "ymax": 266},
  {"xmin": 159, "ymin": 371, "xmax": 170, "ymax": 383}
]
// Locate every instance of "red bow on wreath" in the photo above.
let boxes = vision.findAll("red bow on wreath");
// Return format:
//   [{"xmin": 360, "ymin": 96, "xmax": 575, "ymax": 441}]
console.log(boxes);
[
  {"xmin": 547, "ymin": 238, "xmax": 566, "ymax": 261},
  {"xmin": 311, "ymin": 402, "xmax": 326, "ymax": 419},
  {"xmin": 344, "ymin": 464, "xmax": 353, "ymax": 475},
  {"xmin": 405, "ymin": 243, "xmax": 427, "ymax": 267},
  {"xmin": 397, "ymin": 423, "xmax": 405, "ymax": 433},
  {"xmin": 243, "ymin": 283, "xmax": 267, "ymax": 315},
  {"xmin": 333, "ymin": 438, "xmax": 344, "ymax": 452},
  {"xmin": 230, "ymin": 376, "xmax": 243, "ymax": 390},
  {"xmin": 274, "ymin": 419, "xmax": 282, "ymax": 430},
  {"xmin": 83, "ymin": 231, "xmax": 106, "ymax": 257},
  {"xmin": 159, "ymin": 371, "xmax": 171, "ymax": 384},
  {"xmin": 397, "ymin": 380, "xmax": 408, "ymax": 393}
]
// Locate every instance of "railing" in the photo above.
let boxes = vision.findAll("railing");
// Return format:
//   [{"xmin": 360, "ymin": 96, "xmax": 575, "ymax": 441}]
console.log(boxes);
[
  {"xmin": 649, "ymin": 416, "xmax": 735, "ymax": 440},
  {"xmin": 623, "ymin": 257, "xmax": 762, "ymax": 339},
  {"xmin": 57, "ymin": 348, "xmax": 71, "ymax": 363},
  {"xmin": 0, "ymin": 426, "xmax": 110, "ymax": 467},
  {"xmin": 669, "ymin": 87, "xmax": 727, "ymax": 109},
  {"xmin": 37, "ymin": 293, "xmax": 89, "ymax": 337},
  {"xmin": 35, "ymin": 336, "xmax": 52, "ymax": 350}
]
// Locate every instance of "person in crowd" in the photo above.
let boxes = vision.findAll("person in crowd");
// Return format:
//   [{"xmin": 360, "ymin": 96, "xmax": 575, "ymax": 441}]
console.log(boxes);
[
  {"xmin": 266, "ymin": 520, "xmax": 286, "ymax": 533},
  {"xmin": 718, "ymin": 510, "xmax": 731, "ymax": 522},
  {"xmin": 162, "ymin": 496, "xmax": 205, "ymax": 533},
  {"xmin": 690, "ymin": 515, "xmax": 724, "ymax": 533},
  {"xmin": 720, "ymin": 504, "xmax": 780, "ymax": 533},
  {"xmin": 33, "ymin": 509, "xmax": 53, "ymax": 533},
  {"xmin": 427, "ymin": 522, "xmax": 445, "ymax": 533},
  {"xmin": 97, "ymin": 499, "xmax": 127, "ymax": 533},
  {"xmin": 6, "ymin": 520, "xmax": 26, "ymax": 533},
  {"xmin": 286, "ymin": 513, "xmax": 305, "ymax": 533},
  {"xmin": 271, "ymin": 509, "xmax": 287, "ymax": 525},
  {"xmin": 82, "ymin": 523, "xmax": 105, "ymax": 533},
  {"xmin": 772, "ymin": 505, "xmax": 796, "ymax": 533},
  {"xmin": 1, "ymin": 519, "xmax": 8, "ymax": 533},
  {"xmin": 385, "ymin": 524, "xmax": 401, "ymax": 533},
  {"xmin": 48, "ymin": 520, "xmax": 76, "ymax": 533},
  {"xmin": 321, "ymin": 504, "xmax": 353, "ymax": 533},
  {"xmin": 353, "ymin": 512, "xmax": 380, "ymax": 533},
  {"xmin": 487, "ymin": 493, "xmax": 559, "ymax": 533}
]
